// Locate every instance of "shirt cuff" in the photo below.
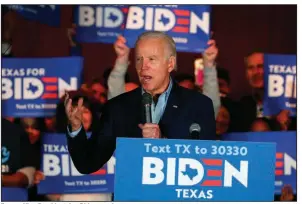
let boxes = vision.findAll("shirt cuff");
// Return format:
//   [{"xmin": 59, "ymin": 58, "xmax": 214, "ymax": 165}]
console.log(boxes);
[
  {"xmin": 17, "ymin": 167, "xmax": 36, "ymax": 187},
  {"xmin": 67, "ymin": 125, "xmax": 82, "ymax": 138}
]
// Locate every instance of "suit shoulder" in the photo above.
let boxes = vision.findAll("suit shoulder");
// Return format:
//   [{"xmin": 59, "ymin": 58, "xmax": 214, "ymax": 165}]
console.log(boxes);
[
  {"xmin": 178, "ymin": 87, "xmax": 213, "ymax": 105},
  {"xmin": 106, "ymin": 88, "xmax": 140, "ymax": 107}
]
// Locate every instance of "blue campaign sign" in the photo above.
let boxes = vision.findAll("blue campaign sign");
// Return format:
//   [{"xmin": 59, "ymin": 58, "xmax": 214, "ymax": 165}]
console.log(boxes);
[
  {"xmin": 75, "ymin": 5, "xmax": 129, "ymax": 43},
  {"xmin": 7, "ymin": 5, "xmax": 60, "ymax": 27},
  {"xmin": 38, "ymin": 133, "xmax": 115, "ymax": 194},
  {"xmin": 2, "ymin": 57, "xmax": 83, "ymax": 117},
  {"xmin": 114, "ymin": 138, "xmax": 276, "ymax": 201},
  {"xmin": 223, "ymin": 131, "xmax": 297, "ymax": 194},
  {"xmin": 123, "ymin": 5, "xmax": 211, "ymax": 53},
  {"xmin": 264, "ymin": 54, "xmax": 296, "ymax": 116},
  {"xmin": 2, "ymin": 187, "xmax": 28, "ymax": 201}
]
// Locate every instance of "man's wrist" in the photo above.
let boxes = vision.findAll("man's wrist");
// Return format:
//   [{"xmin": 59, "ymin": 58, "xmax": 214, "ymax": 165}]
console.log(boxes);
[{"xmin": 116, "ymin": 56, "xmax": 130, "ymax": 65}]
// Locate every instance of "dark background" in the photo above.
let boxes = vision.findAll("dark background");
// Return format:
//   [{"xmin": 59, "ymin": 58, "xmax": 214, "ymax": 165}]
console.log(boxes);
[{"xmin": 10, "ymin": 5, "xmax": 297, "ymax": 100}]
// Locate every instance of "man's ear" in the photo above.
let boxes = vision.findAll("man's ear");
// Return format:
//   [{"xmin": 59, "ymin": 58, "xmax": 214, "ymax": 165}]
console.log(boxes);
[{"xmin": 168, "ymin": 56, "xmax": 176, "ymax": 73}]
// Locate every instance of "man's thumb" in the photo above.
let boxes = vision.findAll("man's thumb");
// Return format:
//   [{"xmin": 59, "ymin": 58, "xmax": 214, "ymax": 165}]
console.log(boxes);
[{"xmin": 138, "ymin": 124, "xmax": 144, "ymax": 129}]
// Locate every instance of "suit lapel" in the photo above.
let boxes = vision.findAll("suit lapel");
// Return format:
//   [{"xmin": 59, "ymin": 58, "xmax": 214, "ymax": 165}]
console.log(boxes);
[
  {"xmin": 131, "ymin": 87, "xmax": 144, "ymax": 125},
  {"xmin": 159, "ymin": 82, "xmax": 182, "ymax": 137},
  {"xmin": 130, "ymin": 83, "xmax": 182, "ymax": 138}
]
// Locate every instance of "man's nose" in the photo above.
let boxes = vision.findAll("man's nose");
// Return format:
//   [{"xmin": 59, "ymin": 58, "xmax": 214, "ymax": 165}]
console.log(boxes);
[{"xmin": 141, "ymin": 59, "xmax": 150, "ymax": 70}]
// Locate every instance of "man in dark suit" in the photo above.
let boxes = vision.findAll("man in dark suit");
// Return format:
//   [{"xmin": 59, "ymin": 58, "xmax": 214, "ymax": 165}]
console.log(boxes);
[{"xmin": 65, "ymin": 31, "xmax": 216, "ymax": 174}]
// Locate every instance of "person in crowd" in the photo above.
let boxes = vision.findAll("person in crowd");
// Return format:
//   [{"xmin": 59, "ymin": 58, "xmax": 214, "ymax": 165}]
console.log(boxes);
[
  {"xmin": 215, "ymin": 69, "xmax": 241, "ymax": 133},
  {"xmin": 14, "ymin": 118, "xmax": 48, "ymax": 201},
  {"xmin": 174, "ymin": 73, "xmax": 196, "ymax": 90},
  {"xmin": 17, "ymin": 118, "xmax": 44, "ymax": 145},
  {"xmin": 90, "ymin": 79, "xmax": 107, "ymax": 105},
  {"xmin": 238, "ymin": 51, "xmax": 296, "ymax": 132},
  {"xmin": 103, "ymin": 66, "xmax": 131, "ymax": 90},
  {"xmin": 108, "ymin": 35, "xmax": 220, "ymax": 117},
  {"xmin": 65, "ymin": 31, "xmax": 216, "ymax": 178},
  {"xmin": 83, "ymin": 79, "xmax": 107, "ymax": 105},
  {"xmin": 106, "ymin": 35, "xmax": 132, "ymax": 100},
  {"xmin": 250, "ymin": 118, "xmax": 272, "ymax": 132},
  {"xmin": 1, "ymin": 5, "xmax": 16, "ymax": 58},
  {"xmin": 66, "ymin": 23, "xmax": 82, "ymax": 56},
  {"xmin": 1, "ymin": 118, "xmax": 36, "ymax": 188},
  {"xmin": 215, "ymin": 97, "xmax": 238, "ymax": 140},
  {"xmin": 279, "ymin": 184, "xmax": 296, "ymax": 201},
  {"xmin": 215, "ymin": 105, "xmax": 230, "ymax": 140},
  {"xmin": 217, "ymin": 67, "xmax": 231, "ymax": 98},
  {"xmin": 44, "ymin": 117, "xmax": 56, "ymax": 133}
]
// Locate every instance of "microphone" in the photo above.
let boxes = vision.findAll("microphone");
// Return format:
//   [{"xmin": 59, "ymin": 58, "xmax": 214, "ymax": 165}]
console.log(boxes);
[
  {"xmin": 189, "ymin": 123, "xmax": 201, "ymax": 139},
  {"xmin": 142, "ymin": 92, "xmax": 153, "ymax": 123}
]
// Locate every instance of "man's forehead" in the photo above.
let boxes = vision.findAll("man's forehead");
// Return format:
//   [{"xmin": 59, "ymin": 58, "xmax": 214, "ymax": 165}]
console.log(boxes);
[{"xmin": 136, "ymin": 37, "xmax": 165, "ymax": 48}]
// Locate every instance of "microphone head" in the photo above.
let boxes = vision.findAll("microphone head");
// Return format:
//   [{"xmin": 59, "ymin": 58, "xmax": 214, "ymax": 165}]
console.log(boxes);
[
  {"xmin": 190, "ymin": 123, "xmax": 201, "ymax": 134},
  {"xmin": 142, "ymin": 92, "xmax": 152, "ymax": 106}
]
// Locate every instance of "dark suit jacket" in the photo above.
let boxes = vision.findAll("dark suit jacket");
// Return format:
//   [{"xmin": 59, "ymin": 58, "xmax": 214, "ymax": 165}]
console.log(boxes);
[{"xmin": 66, "ymin": 82, "xmax": 216, "ymax": 174}]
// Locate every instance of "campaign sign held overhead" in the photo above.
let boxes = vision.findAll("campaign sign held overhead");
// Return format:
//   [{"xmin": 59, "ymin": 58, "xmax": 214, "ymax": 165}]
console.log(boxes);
[
  {"xmin": 75, "ymin": 5, "xmax": 129, "ymax": 43},
  {"xmin": 224, "ymin": 131, "xmax": 297, "ymax": 194},
  {"xmin": 123, "ymin": 5, "xmax": 211, "ymax": 53},
  {"xmin": 263, "ymin": 54, "xmax": 296, "ymax": 116},
  {"xmin": 114, "ymin": 138, "xmax": 276, "ymax": 201},
  {"xmin": 8, "ymin": 5, "xmax": 60, "ymax": 27},
  {"xmin": 38, "ymin": 133, "xmax": 115, "ymax": 194},
  {"xmin": 2, "ymin": 57, "xmax": 83, "ymax": 117}
]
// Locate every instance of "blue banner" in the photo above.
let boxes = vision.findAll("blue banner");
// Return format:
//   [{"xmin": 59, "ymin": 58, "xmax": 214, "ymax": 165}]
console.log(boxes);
[
  {"xmin": 224, "ymin": 131, "xmax": 297, "ymax": 195},
  {"xmin": 38, "ymin": 133, "xmax": 115, "ymax": 194},
  {"xmin": 2, "ymin": 57, "xmax": 83, "ymax": 117},
  {"xmin": 2, "ymin": 187, "xmax": 28, "ymax": 201},
  {"xmin": 264, "ymin": 54, "xmax": 297, "ymax": 116},
  {"xmin": 75, "ymin": 5, "xmax": 129, "ymax": 43},
  {"xmin": 123, "ymin": 5, "xmax": 211, "ymax": 53},
  {"xmin": 114, "ymin": 138, "xmax": 276, "ymax": 201},
  {"xmin": 8, "ymin": 5, "xmax": 60, "ymax": 27}
]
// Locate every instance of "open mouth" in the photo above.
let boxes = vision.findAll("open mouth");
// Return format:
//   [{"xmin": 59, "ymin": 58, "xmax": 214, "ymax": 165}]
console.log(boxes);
[{"xmin": 141, "ymin": 75, "xmax": 152, "ymax": 83}]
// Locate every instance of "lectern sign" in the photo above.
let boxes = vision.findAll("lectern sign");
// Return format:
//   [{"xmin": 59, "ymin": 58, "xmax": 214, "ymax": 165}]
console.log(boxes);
[{"xmin": 114, "ymin": 138, "xmax": 276, "ymax": 201}]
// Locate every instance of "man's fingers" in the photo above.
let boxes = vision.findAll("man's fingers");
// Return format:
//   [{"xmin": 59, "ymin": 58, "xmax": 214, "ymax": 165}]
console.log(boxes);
[
  {"xmin": 64, "ymin": 91, "xmax": 69, "ymax": 105},
  {"xmin": 142, "ymin": 128, "xmax": 160, "ymax": 138},
  {"xmin": 71, "ymin": 107, "xmax": 78, "ymax": 116},
  {"xmin": 116, "ymin": 42, "xmax": 128, "ymax": 51},
  {"xmin": 207, "ymin": 39, "xmax": 216, "ymax": 46},
  {"xmin": 78, "ymin": 97, "xmax": 84, "ymax": 109},
  {"xmin": 117, "ymin": 35, "xmax": 126, "ymax": 43},
  {"xmin": 65, "ymin": 99, "xmax": 72, "ymax": 114}
]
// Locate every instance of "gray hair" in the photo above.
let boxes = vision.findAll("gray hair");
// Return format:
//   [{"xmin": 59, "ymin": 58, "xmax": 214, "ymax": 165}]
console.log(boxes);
[{"xmin": 135, "ymin": 31, "xmax": 177, "ymax": 70}]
